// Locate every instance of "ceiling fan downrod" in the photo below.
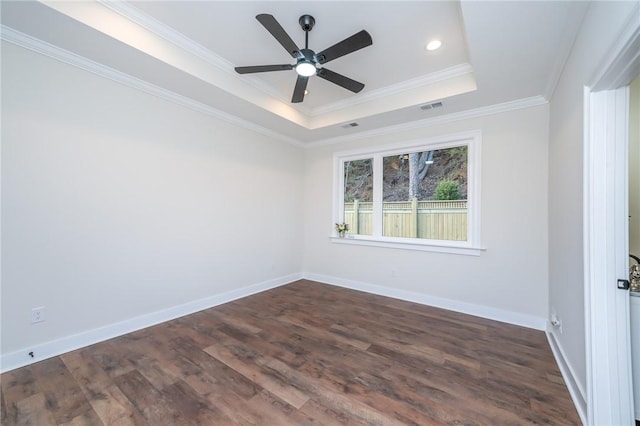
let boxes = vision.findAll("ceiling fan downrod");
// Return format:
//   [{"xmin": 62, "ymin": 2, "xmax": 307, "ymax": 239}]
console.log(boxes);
[{"xmin": 299, "ymin": 15, "xmax": 315, "ymax": 50}]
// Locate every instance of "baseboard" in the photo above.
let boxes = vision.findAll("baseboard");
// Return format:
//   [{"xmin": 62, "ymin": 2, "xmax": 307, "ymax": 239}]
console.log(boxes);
[
  {"xmin": 0, "ymin": 273, "xmax": 302, "ymax": 373},
  {"xmin": 0, "ymin": 272, "xmax": 552, "ymax": 373},
  {"xmin": 546, "ymin": 328, "xmax": 587, "ymax": 425},
  {"xmin": 303, "ymin": 273, "xmax": 547, "ymax": 330}
]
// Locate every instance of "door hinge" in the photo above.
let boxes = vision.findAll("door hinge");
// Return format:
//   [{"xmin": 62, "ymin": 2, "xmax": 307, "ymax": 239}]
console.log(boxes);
[{"xmin": 617, "ymin": 279, "xmax": 630, "ymax": 290}]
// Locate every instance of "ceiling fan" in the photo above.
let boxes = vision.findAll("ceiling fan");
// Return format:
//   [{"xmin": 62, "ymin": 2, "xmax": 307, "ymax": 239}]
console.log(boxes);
[{"xmin": 234, "ymin": 14, "xmax": 373, "ymax": 103}]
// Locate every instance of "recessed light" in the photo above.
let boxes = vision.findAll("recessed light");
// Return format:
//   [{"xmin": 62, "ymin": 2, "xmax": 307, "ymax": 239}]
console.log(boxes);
[
  {"xmin": 304, "ymin": 90, "xmax": 309, "ymax": 95},
  {"xmin": 426, "ymin": 40, "xmax": 442, "ymax": 51}
]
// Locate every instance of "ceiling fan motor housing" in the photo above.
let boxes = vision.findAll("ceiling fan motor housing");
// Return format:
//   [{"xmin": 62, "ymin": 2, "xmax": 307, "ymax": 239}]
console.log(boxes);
[
  {"xmin": 299, "ymin": 15, "xmax": 315, "ymax": 32},
  {"xmin": 299, "ymin": 48, "xmax": 316, "ymax": 62}
]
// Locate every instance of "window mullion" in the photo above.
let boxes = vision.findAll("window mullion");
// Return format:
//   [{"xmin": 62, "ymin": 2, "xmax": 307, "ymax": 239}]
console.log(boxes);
[
  {"xmin": 338, "ymin": 159, "xmax": 346, "ymax": 224},
  {"xmin": 372, "ymin": 154, "xmax": 383, "ymax": 237}
]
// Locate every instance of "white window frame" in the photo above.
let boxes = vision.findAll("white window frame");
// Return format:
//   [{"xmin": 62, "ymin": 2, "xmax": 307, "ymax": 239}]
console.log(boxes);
[{"xmin": 332, "ymin": 130, "xmax": 483, "ymax": 256}]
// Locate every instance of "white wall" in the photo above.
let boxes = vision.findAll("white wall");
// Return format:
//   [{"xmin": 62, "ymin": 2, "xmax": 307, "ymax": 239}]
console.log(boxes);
[
  {"xmin": 548, "ymin": 0, "xmax": 639, "ymax": 407},
  {"xmin": 302, "ymin": 104, "xmax": 550, "ymax": 326},
  {"xmin": 1, "ymin": 42, "xmax": 304, "ymax": 361}
]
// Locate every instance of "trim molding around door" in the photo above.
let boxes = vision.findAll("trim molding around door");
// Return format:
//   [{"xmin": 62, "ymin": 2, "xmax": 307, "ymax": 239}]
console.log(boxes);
[
  {"xmin": 583, "ymin": 7, "xmax": 639, "ymax": 424},
  {"xmin": 584, "ymin": 86, "xmax": 633, "ymax": 426}
]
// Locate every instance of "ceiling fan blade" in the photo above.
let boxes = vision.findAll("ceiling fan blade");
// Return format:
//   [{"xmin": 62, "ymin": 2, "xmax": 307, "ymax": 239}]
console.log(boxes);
[
  {"xmin": 256, "ymin": 14, "xmax": 300, "ymax": 58},
  {"xmin": 235, "ymin": 64, "xmax": 293, "ymax": 74},
  {"xmin": 316, "ymin": 68, "xmax": 364, "ymax": 93},
  {"xmin": 316, "ymin": 30, "xmax": 372, "ymax": 64},
  {"xmin": 291, "ymin": 75, "xmax": 309, "ymax": 103}
]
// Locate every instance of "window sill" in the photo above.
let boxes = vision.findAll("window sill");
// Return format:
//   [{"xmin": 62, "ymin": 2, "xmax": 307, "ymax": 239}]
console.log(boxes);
[{"xmin": 330, "ymin": 235, "xmax": 485, "ymax": 256}]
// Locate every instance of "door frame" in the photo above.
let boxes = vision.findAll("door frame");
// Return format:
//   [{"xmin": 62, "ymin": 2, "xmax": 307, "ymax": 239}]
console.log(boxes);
[{"xmin": 584, "ymin": 7, "xmax": 640, "ymax": 424}]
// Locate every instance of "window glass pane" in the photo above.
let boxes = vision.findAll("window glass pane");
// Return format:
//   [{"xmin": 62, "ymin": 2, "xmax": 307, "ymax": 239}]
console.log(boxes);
[
  {"xmin": 343, "ymin": 159, "xmax": 373, "ymax": 235},
  {"xmin": 382, "ymin": 146, "xmax": 467, "ymax": 240}
]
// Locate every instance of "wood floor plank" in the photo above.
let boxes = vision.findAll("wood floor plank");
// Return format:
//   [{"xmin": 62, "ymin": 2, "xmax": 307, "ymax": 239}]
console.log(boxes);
[
  {"xmin": 1, "ymin": 367, "xmax": 39, "ymax": 424},
  {"xmin": 380, "ymin": 363, "xmax": 536, "ymax": 425},
  {"xmin": 60, "ymin": 349, "xmax": 144, "ymax": 425},
  {"xmin": 1, "ymin": 280, "xmax": 581, "ymax": 425},
  {"xmin": 203, "ymin": 335, "xmax": 310, "ymax": 409},
  {"xmin": 28, "ymin": 357, "xmax": 96, "ymax": 425},
  {"xmin": 294, "ymin": 398, "xmax": 368, "ymax": 426},
  {"xmin": 159, "ymin": 379, "xmax": 234, "ymax": 425},
  {"xmin": 13, "ymin": 393, "xmax": 58, "ymax": 426},
  {"xmin": 1, "ymin": 386, "xmax": 7, "ymax": 425},
  {"xmin": 112, "ymin": 369, "xmax": 191, "ymax": 425},
  {"xmin": 244, "ymin": 389, "xmax": 298, "ymax": 424},
  {"xmin": 205, "ymin": 387, "xmax": 285, "ymax": 425},
  {"xmin": 86, "ymin": 384, "xmax": 143, "ymax": 426},
  {"xmin": 60, "ymin": 350, "xmax": 112, "ymax": 395},
  {"xmin": 169, "ymin": 335, "xmax": 262, "ymax": 400},
  {"xmin": 220, "ymin": 320, "xmax": 311, "ymax": 369},
  {"xmin": 255, "ymin": 353, "xmax": 420, "ymax": 425},
  {"xmin": 276, "ymin": 311, "xmax": 372, "ymax": 351},
  {"xmin": 57, "ymin": 408, "xmax": 103, "ymax": 426}
]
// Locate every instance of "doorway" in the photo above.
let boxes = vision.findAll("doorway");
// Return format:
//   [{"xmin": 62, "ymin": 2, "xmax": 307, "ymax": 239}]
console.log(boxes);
[{"xmin": 584, "ymin": 20, "xmax": 640, "ymax": 425}]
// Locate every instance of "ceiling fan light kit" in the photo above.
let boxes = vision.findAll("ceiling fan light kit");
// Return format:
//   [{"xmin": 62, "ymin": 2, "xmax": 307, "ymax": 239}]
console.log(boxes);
[
  {"xmin": 234, "ymin": 14, "xmax": 372, "ymax": 103},
  {"xmin": 295, "ymin": 61, "xmax": 316, "ymax": 77}
]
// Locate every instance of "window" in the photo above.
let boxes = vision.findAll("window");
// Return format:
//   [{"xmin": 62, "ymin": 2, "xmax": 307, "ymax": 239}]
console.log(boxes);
[{"xmin": 334, "ymin": 131, "xmax": 482, "ymax": 255}]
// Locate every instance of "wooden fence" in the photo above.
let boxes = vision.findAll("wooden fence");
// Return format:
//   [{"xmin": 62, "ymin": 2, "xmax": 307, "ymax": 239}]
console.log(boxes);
[{"xmin": 344, "ymin": 200, "xmax": 467, "ymax": 241}]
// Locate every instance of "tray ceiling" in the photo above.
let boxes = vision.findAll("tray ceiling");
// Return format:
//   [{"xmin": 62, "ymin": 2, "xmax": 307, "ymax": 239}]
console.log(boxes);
[{"xmin": 1, "ymin": 1, "xmax": 588, "ymax": 145}]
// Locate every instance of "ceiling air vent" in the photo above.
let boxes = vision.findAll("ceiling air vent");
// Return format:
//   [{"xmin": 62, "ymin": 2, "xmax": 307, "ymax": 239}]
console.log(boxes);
[
  {"xmin": 420, "ymin": 101, "xmax": 443, "ymax": 111},
  {"xmin": 341, "ymin": 122, "xmax": 359, "ymax": 129}
]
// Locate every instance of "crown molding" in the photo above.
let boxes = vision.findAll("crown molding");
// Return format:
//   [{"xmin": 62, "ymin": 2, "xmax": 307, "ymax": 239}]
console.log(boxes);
[
  {"xmin": 1, "ymin": 25, "xmax": 546, "ymax": 150},
  {"xmin": 97, "ymin": 0, "xmax": 296, "ymax": 109},
  {"xmin": 310, "ymin": 63, "xmax": 475, "ymax": 117},
  {"xmin": 306, "ymin": 95, "xmax": 548, "ymax": 147},
  {"xmin": 1, "ymin": 25, "xmax": 303, "ymax": 147},
  {"xmin": 2, "ymin": 21, "xmax": 548, "ymax": 150},
  {"xmin": 99, "ymin": 0, "xmax": 232, "ymax": 71},
  {"xmin": 94, "ymin": 1, "xmax": 468, "ymax": 120},
  {"xmin": 589, "ymin": 1, "xmax": 640, "ymax": 91}
]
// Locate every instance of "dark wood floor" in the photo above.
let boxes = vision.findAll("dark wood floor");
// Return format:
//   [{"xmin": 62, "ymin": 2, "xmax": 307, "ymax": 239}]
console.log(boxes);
[{"xmin": 1, "ymin": 280, "xmax": 580, "ymax": 425}]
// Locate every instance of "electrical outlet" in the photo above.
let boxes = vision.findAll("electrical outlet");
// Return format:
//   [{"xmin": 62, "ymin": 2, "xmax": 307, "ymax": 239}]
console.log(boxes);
[{"xmin": 31, "ymin": 307, "xmax": 45, "ymax": 324}]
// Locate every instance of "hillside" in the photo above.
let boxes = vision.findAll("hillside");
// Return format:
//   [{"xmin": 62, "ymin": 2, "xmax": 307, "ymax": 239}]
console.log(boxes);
[{"xmin": 344, "ymin": 147, "xmax": 467, "ymax": 202}]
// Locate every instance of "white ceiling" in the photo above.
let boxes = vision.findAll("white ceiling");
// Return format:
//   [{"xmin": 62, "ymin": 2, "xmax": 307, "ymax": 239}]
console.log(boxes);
[{"xmin": 1, "ymin": 1, "xmax": 589, "ymax": 145}]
